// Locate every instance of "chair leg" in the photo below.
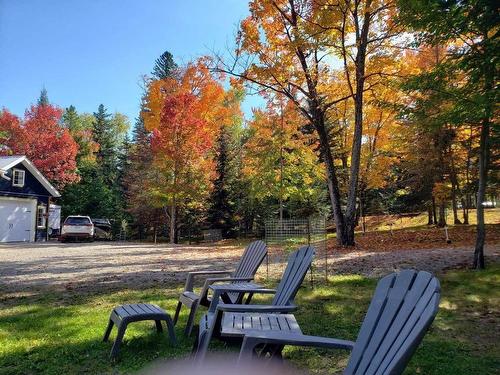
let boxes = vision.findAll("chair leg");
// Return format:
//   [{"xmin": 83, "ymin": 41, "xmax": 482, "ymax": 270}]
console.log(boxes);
[
  {"xmin": 184, "ymin": 300, "xmax": 199, "ymax": 337},
  {"xmin": 245, "ymin": 293, "xmax": 254, "ymax": 304},
  {"xmin": 103, "ymin": 319, "xmax": 114, "ymax": 342},
  {"xmin": 194, "ymin": 315, "xmax": 215, "ymax": 362},
  {"xmin": 173, "ymin": 301, "xmax": 182, "ymax": 325},
  {"xmin": 164, "ymin": 315, "xmax": 177, "ymax": 345},
  {"xmin": 155, "ymin": 320, "xmax": 163, "ymax": 333},
  {"xmin": 110, "ymin": 323, "xmax": 127, "ymax": 360}
]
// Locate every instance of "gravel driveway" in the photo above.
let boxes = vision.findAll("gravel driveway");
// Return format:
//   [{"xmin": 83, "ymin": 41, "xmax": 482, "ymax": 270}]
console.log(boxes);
[{"xmin": 1, "ymin": 241, "xmax": 498, "ymax": 298}]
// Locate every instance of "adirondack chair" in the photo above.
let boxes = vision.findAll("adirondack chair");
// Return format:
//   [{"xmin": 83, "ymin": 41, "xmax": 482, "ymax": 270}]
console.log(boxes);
[
  {"xmin": 173, "ymin": 240, "xmax": 267, "ymax": 336},
  {"xmin": 239, "ymin": 269, "xmax": 441, "ymax": 375},
  {"xmin": 194, "ymin": 245, "xmax": 315, "ymax": 360}
]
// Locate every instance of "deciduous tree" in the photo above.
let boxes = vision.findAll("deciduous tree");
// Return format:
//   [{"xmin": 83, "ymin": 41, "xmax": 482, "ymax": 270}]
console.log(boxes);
[
  {"xmin": 0, "ymin": 100, "xmax": 79, "ymax": 189},
  {"xmin": 216, "ymin": 0, "xmax": 402, "ymax": 245},
  {"xmin": 143, "ymin": 59, "xmax": 240, "ymax": 243},
  {"xmin": 398, "ymin": 0, "xmax": 499, "ymax": 268}
]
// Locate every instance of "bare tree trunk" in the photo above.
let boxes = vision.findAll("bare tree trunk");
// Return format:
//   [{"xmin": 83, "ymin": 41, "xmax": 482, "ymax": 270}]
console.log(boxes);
[
  {"xmin": 461, "ymin": 197, "xmax": 469, "ymax": 225},
  {"xmin": 169, "ymin": 202, "xmax": 176, "ymax": 244},
  {"xmin": 449, "ymin": 149, "xmax": 462, "ymax": 224},
  {"xmin": 153, "ymin": 212, "xmax": 158, "ymax": 244},
  {"xmin": 343, "ymin": 1, "xmax": 371, "ymax": 247},
  {"xmin": 473, "ymin": 51, "xmax": 493, "ymax": 270},
  {"xmin": 314, "ymin": 114, "xmax": 347, "ymax": 245},
  {"xmin": 473, "ymin": 117, "xmax": 489, "ymax": 269},
  {"xmin": 451, "ymin": 183, "xmax": 461, "ymax": 224},
  {"xmin": 437, "ymin": 203, "xmax": 446, "ymax": 227},
  {"xmin": 427, "ymin": 204, "xmax": 434, "ymax": 225},
  {"xmin": 432, "ymin": 197, "xmax": 437, "ymax": 225}
]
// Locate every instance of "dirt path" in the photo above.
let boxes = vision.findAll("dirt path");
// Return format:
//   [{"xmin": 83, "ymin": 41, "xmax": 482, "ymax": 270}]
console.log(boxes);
[{"xmin": 0, "ymin": 241, "xmax": 498, "ymax": 297}]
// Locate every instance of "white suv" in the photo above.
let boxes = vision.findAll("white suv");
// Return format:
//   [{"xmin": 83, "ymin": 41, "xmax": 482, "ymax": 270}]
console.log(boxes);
[{"xmin": 60, "ymin": 215, "xmax": 94, "ymax": 242}]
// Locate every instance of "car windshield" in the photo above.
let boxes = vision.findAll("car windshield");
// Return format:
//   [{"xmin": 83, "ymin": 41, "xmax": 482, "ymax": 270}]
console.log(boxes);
[{"xmin": 64, "ymin": 217, "xmax": 91, "ymax": 225}]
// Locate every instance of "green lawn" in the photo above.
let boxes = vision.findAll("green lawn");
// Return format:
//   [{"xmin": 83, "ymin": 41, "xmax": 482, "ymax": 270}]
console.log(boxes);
[{"xmin": 1, "ymin": 265, "xmax": 499, "ymax": 375}]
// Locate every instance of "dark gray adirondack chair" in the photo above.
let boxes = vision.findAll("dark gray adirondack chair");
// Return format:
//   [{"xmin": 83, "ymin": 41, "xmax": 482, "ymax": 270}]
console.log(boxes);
[
  {"xmin": 194, "ymin": 245, "xmax": 315, "ymax": 360},
  {"xmin": 173, "ymin": 240, "xmax": 267, "ymax": 336},
  {"xmin": 239, "ymin": 269, "xmax": 441, "ymax": 375}
]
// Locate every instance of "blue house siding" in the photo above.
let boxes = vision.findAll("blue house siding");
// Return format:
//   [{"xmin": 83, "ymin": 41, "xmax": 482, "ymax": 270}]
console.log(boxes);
[
  {"xmin": 0, "ymin": 164, "xmax": 52, "ymax": 199},
  {"xmin": 0, "ymin": 162, "xmax": 54, "ymax": 242}
]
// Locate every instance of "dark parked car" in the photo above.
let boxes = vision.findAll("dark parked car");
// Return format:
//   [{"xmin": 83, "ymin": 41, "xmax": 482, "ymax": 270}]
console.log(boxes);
[{"xmin": 91, "ymin": 218, "xmax": 113, "ymax": 240}]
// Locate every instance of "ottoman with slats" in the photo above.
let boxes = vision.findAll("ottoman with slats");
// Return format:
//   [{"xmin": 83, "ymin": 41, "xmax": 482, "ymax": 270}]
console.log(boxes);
[{"xmin": 103, "ymin": 303, "xmax": 176, "ymax": 359}]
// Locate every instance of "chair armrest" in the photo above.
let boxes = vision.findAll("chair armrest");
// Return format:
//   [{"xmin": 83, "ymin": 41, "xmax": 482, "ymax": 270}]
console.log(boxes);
[
  {"xmin": 199, "ymin": 277, "xmax": 255, "ymax": 301},
  {"xmin": 184, "ymin": 270, "xmax": 233, "ymax": 292},
  {"xmin": 239, "ymin": 332, "xmax": 355, "ymax": 361},
  {"xmin": 187, "ymin": 270, "xmax": 233, "ymax": 276},
  {"xmin": 207, "ymin": 285, "xmax": 276, "ymax": 312},
  {"xmin": 217, "ymin": 303, "xmax": 297, "ymax": 314},
  {"xmin": 203, "ymin": 277, "xmax": 255, "ymax": 288},
  {"xmin": 209, "ymin": 285, "xmax": 276, "ymax": 294}
]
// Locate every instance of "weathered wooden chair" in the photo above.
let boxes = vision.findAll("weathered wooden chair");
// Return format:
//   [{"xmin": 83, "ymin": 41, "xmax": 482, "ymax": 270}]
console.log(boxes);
[
  {"xmin": 194, "ymin": 245, "xmax": 315, "ymax": 360},
  {"xmin": 173, "ymin": 240, "xmax": 267, "ymax": 336},
  {"xmin": 239, "ymin": 269, "xmax": 441, "ymax": 375}
]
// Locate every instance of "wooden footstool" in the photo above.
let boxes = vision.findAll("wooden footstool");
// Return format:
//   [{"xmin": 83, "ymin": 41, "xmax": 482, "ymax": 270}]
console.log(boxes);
[{"xmin": 103, "ymin": 303, "xmax": 177, "ymax": 359}]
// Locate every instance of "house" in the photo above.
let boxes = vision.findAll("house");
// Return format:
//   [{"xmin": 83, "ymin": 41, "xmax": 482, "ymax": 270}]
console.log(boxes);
[{"xmin": 0, "ymin": 155, "xmax": 61, "ymax": 242}]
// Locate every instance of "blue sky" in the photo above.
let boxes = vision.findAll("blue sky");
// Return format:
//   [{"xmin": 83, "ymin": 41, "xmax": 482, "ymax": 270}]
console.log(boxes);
[{"xmin": 0, "ymin": 0, "xmax": 263, "ymax": 126}]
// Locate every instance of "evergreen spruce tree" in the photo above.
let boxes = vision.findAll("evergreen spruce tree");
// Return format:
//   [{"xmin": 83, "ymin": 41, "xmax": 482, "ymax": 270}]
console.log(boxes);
[
  {"xmin": 207, "ymin": 124, "xmax": 237, "ymax": 238},
  {"xmin": 38, "ymin": 88, "xmax": 49, "ymax": 106},
  {"xmin": 93, "ymin": 104, "xmax": 116, "ymax": 180},
  {"xmin": 152, "ymin": 51, "xmax": 178, "ymax": 80}
]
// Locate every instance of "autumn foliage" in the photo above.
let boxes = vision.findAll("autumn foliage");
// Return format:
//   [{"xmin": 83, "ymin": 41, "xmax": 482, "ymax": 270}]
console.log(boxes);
[
  {"xmin": 142, "ymin": 58, "xmax": 242, "ymax": 242},
  {"xmin": 0, "ymin": 104, "xmax": 79, "ymax": 189}
]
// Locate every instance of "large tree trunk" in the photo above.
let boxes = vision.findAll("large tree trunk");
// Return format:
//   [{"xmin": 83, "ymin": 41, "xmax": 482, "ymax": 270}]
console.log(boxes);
[
  {"xmin": 341, "ymin": 2, "xmax": 371, "ymax": 246},
  {"xmin": 314, "ymin": 113, "xmax": 347, "ymax": 245},
  {"xmin": 473, "ymin": 117, "xmax": 490, "ymax": 269},
  {"xmin": 427, "ymin": 204, "xmax": 434, "ymax": 225},
  {"xmin": 473, "ymin": 50, "xmax": 493, "ymax": 270}
]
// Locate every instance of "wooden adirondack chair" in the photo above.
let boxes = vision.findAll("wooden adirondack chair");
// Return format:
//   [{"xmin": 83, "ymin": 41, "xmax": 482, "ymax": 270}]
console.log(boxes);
[
  {"xmin": 194, "ymin": 245, "xmax": 315, "ymax": 360},
  {"xmin": 239, "ymin": 269, "xmax": 441, "ymax": 375},
  {"xmin": 173, "ymin": 240, "xmax": 267, "ymax": 336}
]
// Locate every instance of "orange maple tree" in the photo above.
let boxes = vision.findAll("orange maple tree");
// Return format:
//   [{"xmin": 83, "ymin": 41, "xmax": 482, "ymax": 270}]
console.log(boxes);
[{"xmin": 142, "ymin": 58, "xmax": 241, "ymax": 242}]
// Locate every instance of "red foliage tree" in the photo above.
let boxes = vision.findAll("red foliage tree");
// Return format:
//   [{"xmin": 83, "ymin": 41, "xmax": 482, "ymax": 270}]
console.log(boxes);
[{"xmin": 0, "ymin": 105, "xmax": 79, "ymax": 189}]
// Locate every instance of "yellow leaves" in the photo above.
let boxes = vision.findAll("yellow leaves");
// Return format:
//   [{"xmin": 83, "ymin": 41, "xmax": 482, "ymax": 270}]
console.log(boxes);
[
  {"xmin": 240, "ymin": 17, "xmax": 261, "ymax": 53},
  {"xmin": 433, "ymin": 182, "xmax": 452, "ymax": 204},
  {"xmin": 244, "ymin": 100, "xmax": 325, "ymax": 202}
]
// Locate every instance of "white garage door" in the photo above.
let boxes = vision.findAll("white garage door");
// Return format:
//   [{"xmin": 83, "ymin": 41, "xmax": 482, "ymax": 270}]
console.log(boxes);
[{"xmin": 0, "ymin": 198, "xmax": 36, "ymax": 242}]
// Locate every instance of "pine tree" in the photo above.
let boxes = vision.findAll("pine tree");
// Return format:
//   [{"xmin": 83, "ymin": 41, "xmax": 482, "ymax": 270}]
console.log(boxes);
[
  {"xmin": 93, "ymin": 104, "xmax": 115, "ymax": 179},
  {"xmin": 38, "ymin": 88, "xmax": 49, "ymax": 106},
  {"xmin": 207, "ymin": 125, "xmax": 237, "ymax": 237},
  {"xmin": 152, "ymin": 51, "xmax": 177, "ymax": 80}
]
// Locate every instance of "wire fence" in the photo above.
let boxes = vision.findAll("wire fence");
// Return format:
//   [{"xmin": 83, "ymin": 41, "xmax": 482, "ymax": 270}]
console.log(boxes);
[{"xmin": 264, "ymin": 217, "xmax": 328, "ymax": 286}]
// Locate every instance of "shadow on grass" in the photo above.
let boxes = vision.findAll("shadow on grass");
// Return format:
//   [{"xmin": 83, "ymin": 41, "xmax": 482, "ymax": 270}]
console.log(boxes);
[
  {"xmin": 0, "ymin": 288, "xmax": 196, "ymax": 375},
  {"xmin": 1, "ymin": 264, "xmax": 499, "ymax": 375}
]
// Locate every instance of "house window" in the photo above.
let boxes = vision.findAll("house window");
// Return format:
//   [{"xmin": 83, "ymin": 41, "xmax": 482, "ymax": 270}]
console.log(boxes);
[
  {"xmin": 37, "ymin": 206, "xmax": 46, "ymax": 228},
  {"xmin": 12, "ymin": 169, "xmax": 25, "ymax": 187}
]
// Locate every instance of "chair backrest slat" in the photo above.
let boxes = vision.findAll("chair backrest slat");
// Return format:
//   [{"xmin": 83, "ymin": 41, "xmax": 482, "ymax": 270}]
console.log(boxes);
[
  {"xmin": 369, "ymin": 272, "xmax": 436, "ymax": 374},
  {"xmin": 233, "ymin": 240, "xmax": 268, "ymax": 279},
  {"xmin": 377, "ymin": 293, "xmax": 440, "ymax": 375},
  {"xmin": 345, "ymin": 270, "xmax": 440, "ymax": 375},
  {"xmin": 272, "ymin": 246, "xmax": 315, "ymax": 306}
]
